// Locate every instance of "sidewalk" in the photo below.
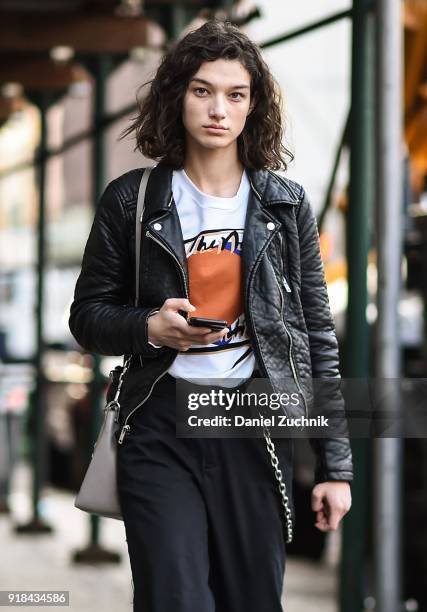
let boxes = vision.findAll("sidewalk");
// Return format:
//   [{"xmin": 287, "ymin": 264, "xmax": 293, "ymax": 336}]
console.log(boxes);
[{"xmin": 0, "ymin": 462, "xmax": 338, "ymax": 611}]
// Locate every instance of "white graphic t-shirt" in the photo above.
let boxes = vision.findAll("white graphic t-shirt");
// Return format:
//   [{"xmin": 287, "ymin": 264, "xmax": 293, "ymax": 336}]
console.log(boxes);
[{"xmin": 167, "ymin": 168, "xmax": 256, "ymax": 386}]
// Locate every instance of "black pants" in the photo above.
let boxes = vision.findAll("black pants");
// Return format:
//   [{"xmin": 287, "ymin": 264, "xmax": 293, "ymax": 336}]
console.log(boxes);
[{"xmin": 116, "ymin": 372, "xmax": 292, "ymax": 612}]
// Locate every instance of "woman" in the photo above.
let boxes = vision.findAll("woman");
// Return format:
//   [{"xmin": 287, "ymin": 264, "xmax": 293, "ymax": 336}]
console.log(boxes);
[{"xmin": 69, "ymin": 19, "xmax": 353, "ymax": 611}]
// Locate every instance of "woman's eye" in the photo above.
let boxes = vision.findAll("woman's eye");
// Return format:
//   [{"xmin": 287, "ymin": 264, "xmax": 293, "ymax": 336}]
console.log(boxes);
[{"xmin": 193, "ymin": 88, "xmax": 243, "ymax": 99}]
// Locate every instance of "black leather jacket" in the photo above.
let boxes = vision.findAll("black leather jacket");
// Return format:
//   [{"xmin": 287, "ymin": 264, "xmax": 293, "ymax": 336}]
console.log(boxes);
[{"xmin": 69, "ymin": 160, "xmax": 353, "ymax": 484}]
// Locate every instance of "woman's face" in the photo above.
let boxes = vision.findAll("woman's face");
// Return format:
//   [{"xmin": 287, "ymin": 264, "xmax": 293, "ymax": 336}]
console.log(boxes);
[{"xmin": 181, "ymin": 58, "xmax": 254, "ymax": 153}]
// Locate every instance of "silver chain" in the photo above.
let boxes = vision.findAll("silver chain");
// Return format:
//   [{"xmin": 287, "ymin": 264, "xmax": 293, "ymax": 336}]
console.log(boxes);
[{"xmin": 261, "ymin": 417, "xmax": 293, "ymax": 544}]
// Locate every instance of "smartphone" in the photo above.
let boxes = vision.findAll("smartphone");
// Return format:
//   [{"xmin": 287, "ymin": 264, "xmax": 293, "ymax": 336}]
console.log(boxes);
[{"xmin": 187, "ymin": 317, "xmax": 228, "ymax": 332}]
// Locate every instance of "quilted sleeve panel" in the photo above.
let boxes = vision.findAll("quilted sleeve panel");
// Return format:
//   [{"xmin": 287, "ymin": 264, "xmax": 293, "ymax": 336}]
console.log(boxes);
[{"xmin": 297, "ymin": 187, "xmax": 341, "ymax": 377}]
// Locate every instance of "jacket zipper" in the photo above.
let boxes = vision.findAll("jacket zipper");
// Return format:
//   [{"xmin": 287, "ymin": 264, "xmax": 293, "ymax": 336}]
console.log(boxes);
[
  {"xmin": 245, "ymin": 231, "xmax": 278, "ymax": 380},
  {"xmin": 118, "ymin": 223, "xmax": 189, "ymax": 445},
  {"xmin": 270, "ymin": 261, "xmax": 308, "ymax": 419},
  {"xmin": 263, "ymin": 219, "xmax": 303, "ymax": 412},
  {"xmin": 245, "ymin": 218, "xmax": 308, "ymax": 420},
  {"xmin": 275, "ymin": 214, "xmax": 292, "ymax": 294},
  {"xmin": 117, "ymin": 366, "xmax": 172, "ymax": 444},
  {"xmin": 249, "ymin": 185, "xmax": 300, "ymax": 403}
]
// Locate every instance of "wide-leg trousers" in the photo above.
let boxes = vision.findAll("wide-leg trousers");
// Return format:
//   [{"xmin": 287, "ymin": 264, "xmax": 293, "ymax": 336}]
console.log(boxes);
[{"xmin": 116, "ymin": 372, "xmax": 293, "ymax": 612}]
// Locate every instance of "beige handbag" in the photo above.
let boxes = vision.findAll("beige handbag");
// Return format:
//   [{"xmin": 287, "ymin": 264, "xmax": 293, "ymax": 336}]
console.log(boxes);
[{"xmin": 74, "ymin": 167, "xmax": 153, "ymax": 519}]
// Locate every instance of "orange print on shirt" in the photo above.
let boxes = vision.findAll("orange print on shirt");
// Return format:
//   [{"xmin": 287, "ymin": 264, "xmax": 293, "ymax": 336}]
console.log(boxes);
[{"xmin": 188, "ymin": 249, "xmax": 243, "ymax": 325}]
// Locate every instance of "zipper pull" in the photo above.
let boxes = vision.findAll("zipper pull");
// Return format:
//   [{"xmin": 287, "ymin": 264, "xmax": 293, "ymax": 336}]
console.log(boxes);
[
  {"xmin": 140, "ymin": 212, "xmax": 144, "ymax": 222},
  {"xmin": 118, "ymin": 424, "xmax": 130, "ymax": 445},
  {"xmin": 282, "ymin": 276, "xmax": 292, "ymax": 293}
]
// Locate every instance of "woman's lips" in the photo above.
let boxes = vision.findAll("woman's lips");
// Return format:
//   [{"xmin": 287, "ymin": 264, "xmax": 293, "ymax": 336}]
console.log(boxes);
[{"xmin": 203, "ymin": 126, "xmax": 227, "ymax": 133}]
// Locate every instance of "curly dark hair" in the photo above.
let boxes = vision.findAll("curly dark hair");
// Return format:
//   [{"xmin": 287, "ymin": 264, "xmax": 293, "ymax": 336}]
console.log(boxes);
[{"xmin": 120, "ymin": 19, "xmax": 294, "ymax": 171}]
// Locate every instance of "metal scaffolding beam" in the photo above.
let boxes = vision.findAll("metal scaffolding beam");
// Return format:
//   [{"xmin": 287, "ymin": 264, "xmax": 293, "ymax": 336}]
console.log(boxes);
[
  {"xmin": 339, "ymin": 1, "xmax": 374, "ymax": 609},
  {"xmin": 373, "ymin": 0, "xmax": 404, "ymax": 610}
]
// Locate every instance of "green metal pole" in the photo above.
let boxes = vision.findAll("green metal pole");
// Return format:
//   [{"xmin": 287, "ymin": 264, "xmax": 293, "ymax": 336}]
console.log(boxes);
[
  {"xmin": 339, "ymin": 1, "xmax": 374, "ymax": 610},
  {"xmin": 318, "ymin": 113, "xmax": 349, "ymax": 233},
  {"xmin": 73, "ymin": 55, "xmax": 120, "ymax": 564},
  {"xmin": 89, "ymin": 53, "xmax": 109, "ymax": 550},
  {"xmin": 15, "ymin": 92, "xmax": 53, "ymax": 535}
]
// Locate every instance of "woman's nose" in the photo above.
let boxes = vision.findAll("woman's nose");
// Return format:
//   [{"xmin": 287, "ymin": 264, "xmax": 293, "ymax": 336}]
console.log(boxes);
[{"xmin": 209, "ymin": 97, "xmax": 226, "ymax": 119}]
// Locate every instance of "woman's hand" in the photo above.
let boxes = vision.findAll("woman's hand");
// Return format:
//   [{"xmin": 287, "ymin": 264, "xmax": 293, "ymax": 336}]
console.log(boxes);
[
  {"xmin": 311, "ymin": 481, "xmax": 352, "ymax": 531},
  {"xmin": 147, "ymin": 298, "xmax": 228, "ymax": 351}
]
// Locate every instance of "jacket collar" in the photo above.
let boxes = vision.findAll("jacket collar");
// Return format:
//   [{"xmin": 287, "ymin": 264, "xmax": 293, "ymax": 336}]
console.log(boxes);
[{"xmin": 143, "ymin": 159, "xmax": 300, "ymax": 220}]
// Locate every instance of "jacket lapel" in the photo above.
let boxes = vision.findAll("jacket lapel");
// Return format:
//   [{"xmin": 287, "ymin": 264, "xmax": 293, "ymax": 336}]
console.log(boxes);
[
  {"xmin": 144, "ymin": 204, "xmax": 189, "ymax": 292},
  {"xmin": 141, "ymin": 161, "xmax": 189, "ymax": 290}
]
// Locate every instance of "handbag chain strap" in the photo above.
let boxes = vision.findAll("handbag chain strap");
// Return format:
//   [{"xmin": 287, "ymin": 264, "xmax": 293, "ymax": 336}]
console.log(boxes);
[{"xmin": 262, "ymin": 422, "xmax": 294, "ymax": 543}]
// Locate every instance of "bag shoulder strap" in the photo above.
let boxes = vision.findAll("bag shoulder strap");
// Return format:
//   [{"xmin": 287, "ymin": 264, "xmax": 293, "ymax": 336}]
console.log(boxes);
[
  {"xmin": 135, "ymin": 166, "xmax": 154, "ymax": 307},
  {"xmin": 111, "ymin": 166, "xmax": 155, "ymax": 399}
]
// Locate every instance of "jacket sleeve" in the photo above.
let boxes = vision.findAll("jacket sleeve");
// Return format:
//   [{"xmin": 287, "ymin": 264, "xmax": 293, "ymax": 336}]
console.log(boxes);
[
  {"xmin": 68, "ymin": 181, "xmax": 163, "ymax": 357},
  {"xmin": 297, "ymin": 186, "xmax": 354, "ymax": 484}
]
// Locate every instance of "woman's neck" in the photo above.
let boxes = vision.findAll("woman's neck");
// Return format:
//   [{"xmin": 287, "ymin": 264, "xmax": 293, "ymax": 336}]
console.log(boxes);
[{"xmin": 183, "ymin": 147, "xmax": 245, "ymax": 198}]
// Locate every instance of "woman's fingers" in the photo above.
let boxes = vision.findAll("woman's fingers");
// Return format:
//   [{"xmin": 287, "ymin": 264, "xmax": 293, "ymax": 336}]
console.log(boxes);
[
  {"xmin": 179, "ymin": 327, "xmax": 229, "ymax": 349},
  {"xmin": 154, "ymin": 298, "xmax": 230, "ymax": 350}
]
